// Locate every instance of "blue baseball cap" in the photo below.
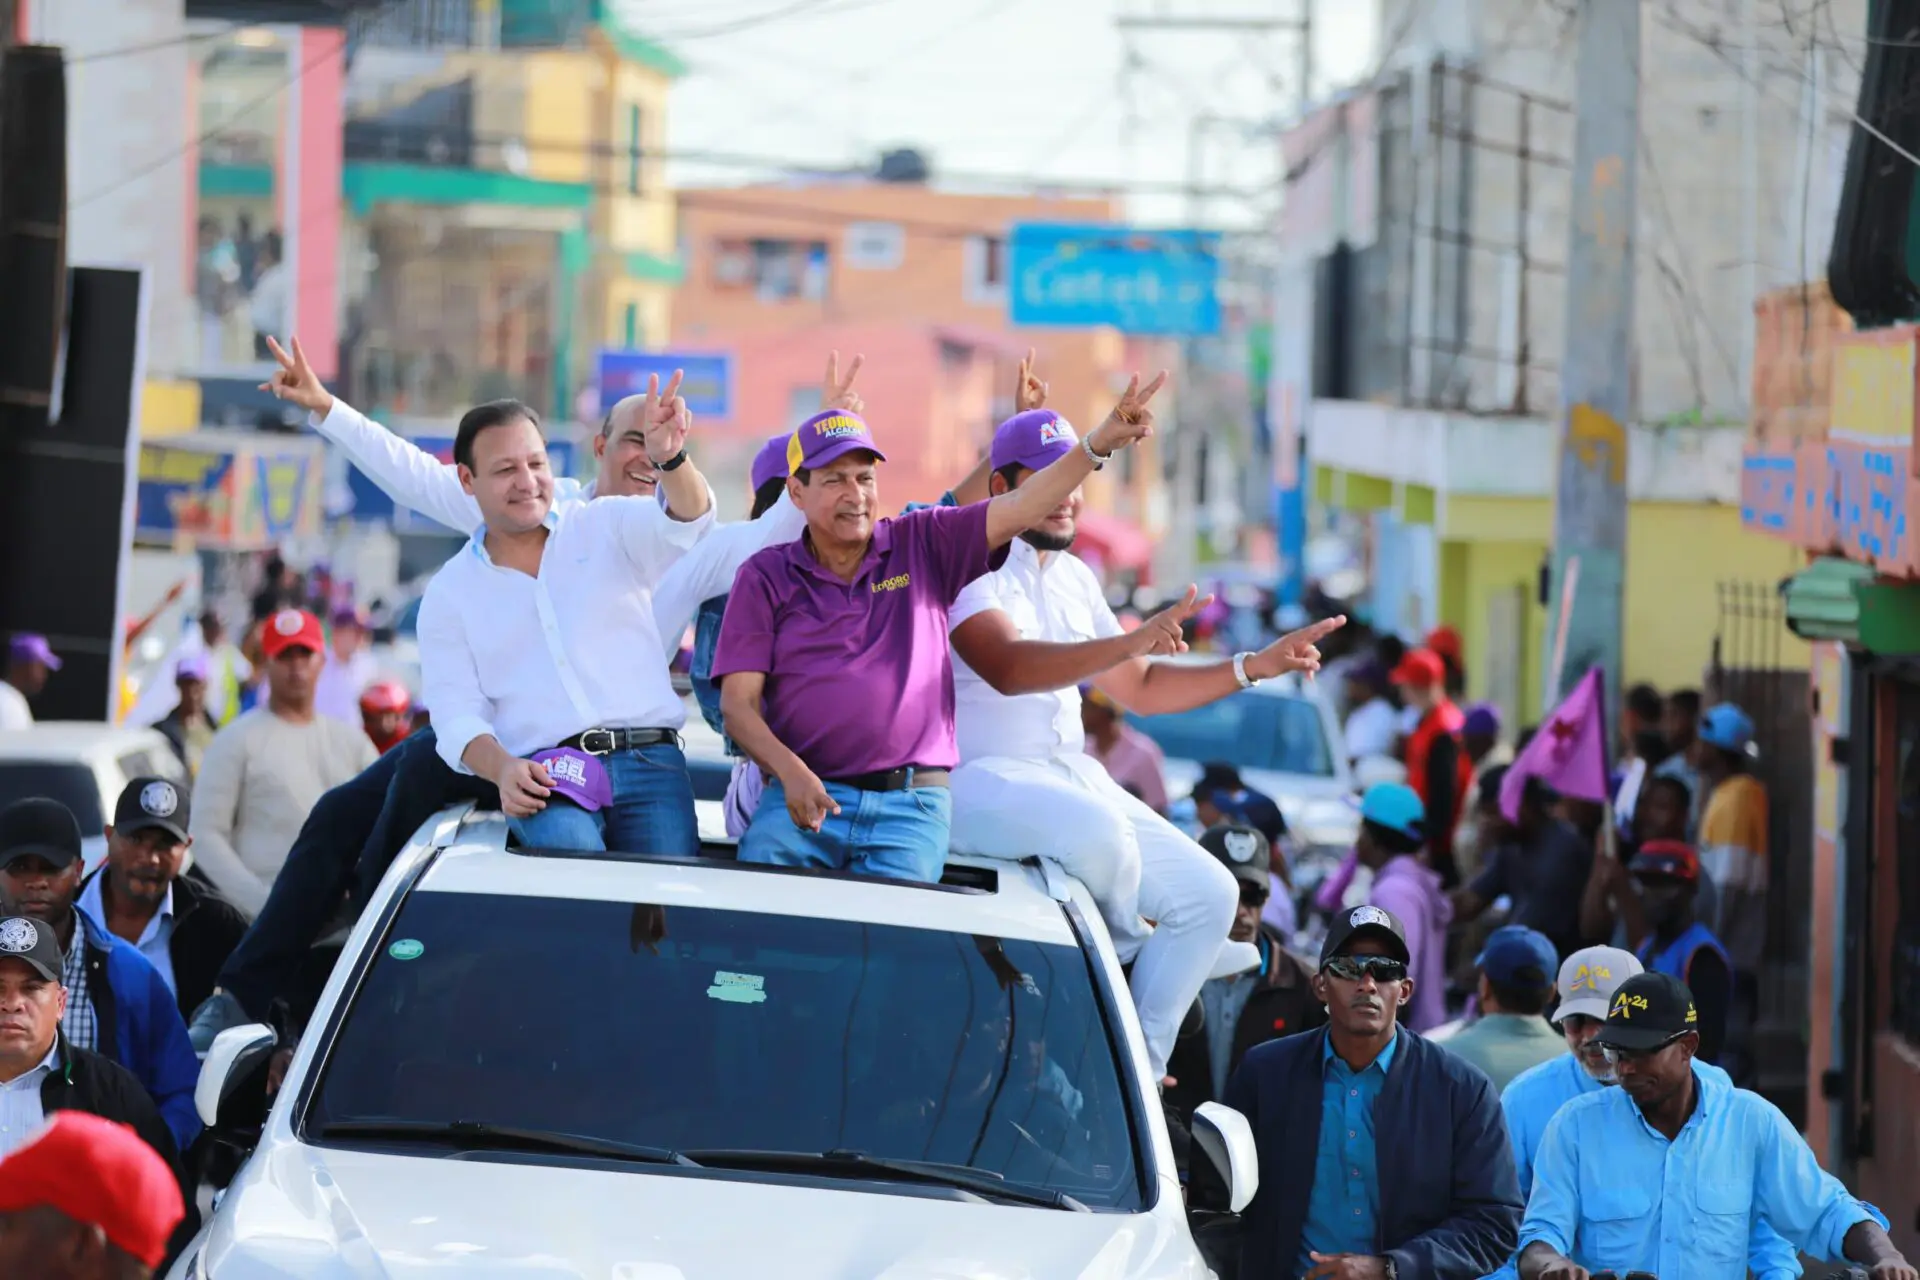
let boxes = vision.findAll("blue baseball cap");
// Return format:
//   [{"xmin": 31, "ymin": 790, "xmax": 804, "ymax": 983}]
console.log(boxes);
[
  {"xmin": 1697, "ymin": 702, "xmax": 1755, "ymax": 753},
  {"xmin": 1359, "ymin": 782, "xmax": 1425, "ymax": 843},
  {"xmin": 1474, "ymin": 925, "xmax": 1558, "ymax": 988}
]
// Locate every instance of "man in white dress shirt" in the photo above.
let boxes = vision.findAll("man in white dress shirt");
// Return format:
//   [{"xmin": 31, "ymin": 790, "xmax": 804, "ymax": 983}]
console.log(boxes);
[
  {"xmin": 944, "ymin": 409, "xmax": 1345, "ymax": 1085},
  {"xmin": 417, "ymin": 382, "xmax": 714, "ymax": 853}
]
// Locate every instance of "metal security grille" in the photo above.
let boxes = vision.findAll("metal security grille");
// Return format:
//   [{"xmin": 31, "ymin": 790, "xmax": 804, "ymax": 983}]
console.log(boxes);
[{"xmin": 1709, "ymin": 578, "xmax": 1811, "ymax": 1126}]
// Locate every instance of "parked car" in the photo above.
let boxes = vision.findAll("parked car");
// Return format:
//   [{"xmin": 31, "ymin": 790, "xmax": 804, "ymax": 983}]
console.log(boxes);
[
  {"xmin": 0, "ymin": 723, "xmax": 188, "ymax": 873},
  {"xmin": 180, "ymin": 808, "xmax": 1259, "ymax": 1278}
]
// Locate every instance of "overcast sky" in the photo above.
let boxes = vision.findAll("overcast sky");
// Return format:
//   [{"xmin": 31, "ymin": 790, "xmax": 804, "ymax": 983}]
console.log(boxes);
[{"xmin": 646, "ymin": 0, "xmax": 1379, "ymax": 229}]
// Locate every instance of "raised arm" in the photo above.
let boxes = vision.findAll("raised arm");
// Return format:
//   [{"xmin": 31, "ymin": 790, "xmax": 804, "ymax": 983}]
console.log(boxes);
[
  {"xmin": 261, "ymin": 335, "xmax": 485, "ymax": 535},
  {"xmin": 638, "ymin": 371, "xmax": 712, "ymax": 523},
  {"xmin": 944, "ymin": 347, "xmax": 1049, "ymax": 507},
  {"xmin": 983, "ymin": 371, "xmax": 1165, "ymax": 550},
  {"xmin": 651, "ymin": 495, "xmax": 805, "ymax": 655},
  {"xmin": 1094, "ymin": 614, "xmax": 1348, "ymax": 717},
  {"xmin": 951, "ymin": 585, "xmax": 1205, "ymax": 698}
]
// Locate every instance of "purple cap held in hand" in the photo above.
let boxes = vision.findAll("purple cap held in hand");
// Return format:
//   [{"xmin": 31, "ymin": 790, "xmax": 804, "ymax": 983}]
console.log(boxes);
[
  {"xmin": 991, "ymin": 410, "xmax": 1079, "ymax": 472},
  {"xmin": 751, "ymin": 432, "xmax": 794, "ymax": 492},
  {"xmin": 529, "ymin": 748, "xmax": 614, "ymax": 813},
  {"xmin": 787, "ymin": 410, "xmax": 887, "ymax": 475},
  {"xmin": 7, "ymin": 635, "xmax": 60, "ymax": 671}
]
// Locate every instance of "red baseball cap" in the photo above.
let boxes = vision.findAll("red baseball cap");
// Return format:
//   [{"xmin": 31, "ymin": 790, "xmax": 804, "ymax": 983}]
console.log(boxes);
[
  {"xmin": 1425, "ymin": 625, "xmax": 1463, "ymax": 665},
  {"xmin": 1389, "ymin": 648, "xmax": 1446, "ymax": 688},
  {"xmin": 1629, "ymin": 839, "xmax": 1701, "ymax": 883},
  {"xmin": 0, "ymin": 1112, "xmax": 184, "ymax": 1267},
  {"xmin": 260, "ymin": 607, "xmax": 324, "ymax": 659}
]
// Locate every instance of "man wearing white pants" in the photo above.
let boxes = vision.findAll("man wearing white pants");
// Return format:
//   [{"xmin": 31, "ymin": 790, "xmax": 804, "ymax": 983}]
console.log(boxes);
[{"xmin": 946, "ymin": 407, "xmax": 1344, "ymax": 1084}]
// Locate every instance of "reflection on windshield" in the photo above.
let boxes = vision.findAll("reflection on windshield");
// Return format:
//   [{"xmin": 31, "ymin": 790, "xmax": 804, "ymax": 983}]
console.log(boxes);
[
  {"xmin": 0, "ymin": 764, "xmax": 104, "ymax": 832},
  {"xmin": 1133, "ymin": 691, "xmax": 1334, "ymax": 777},
  {"xmin": 307, "ymin": 893, "xmax": 1142, "ymax": 1209}
]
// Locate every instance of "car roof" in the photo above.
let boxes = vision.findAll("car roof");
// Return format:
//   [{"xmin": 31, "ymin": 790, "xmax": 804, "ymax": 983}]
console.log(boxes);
[
  {"xmin": 0, "ymin": 722, "xmax": 171, "ymax": 761},
  {"xmin": 409, "ymin": 815, "xmax": 1079, "ymax": 946}
]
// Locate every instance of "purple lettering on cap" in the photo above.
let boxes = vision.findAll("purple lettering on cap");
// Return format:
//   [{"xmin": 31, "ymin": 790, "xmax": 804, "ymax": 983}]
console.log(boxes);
[
  {"xmin": 990, "ymin": 409, "xmax": 1078, "ymax": 473},
  {"xmin": 530, "ymin": 748, "xmax": 614, "ymax": 813}
]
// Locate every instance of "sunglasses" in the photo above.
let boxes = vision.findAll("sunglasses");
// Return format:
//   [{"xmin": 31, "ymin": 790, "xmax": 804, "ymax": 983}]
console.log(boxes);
[
  {"xmin": 1238, "ymin": 884, "xmax": 1270, "ymax": 908},
  {"xmin": 1599, "ymin": 1031, "xmax": 1691, "ymax": 1064},
  {"xmin": 1322, "ymin": 955, "xmax": 1408, "ymax": 984}
]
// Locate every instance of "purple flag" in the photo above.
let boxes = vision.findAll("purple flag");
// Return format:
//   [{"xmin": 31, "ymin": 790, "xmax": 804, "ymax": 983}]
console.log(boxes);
[{"xmin": 1500, "ymin": 667, "xmax": 1609, "ymax": 822}]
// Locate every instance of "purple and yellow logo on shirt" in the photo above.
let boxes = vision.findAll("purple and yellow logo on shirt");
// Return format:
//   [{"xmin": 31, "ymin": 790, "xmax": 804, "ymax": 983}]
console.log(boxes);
[{"xmin": 872, "ymin": 572, "xmax": 911, "ymax": 594}]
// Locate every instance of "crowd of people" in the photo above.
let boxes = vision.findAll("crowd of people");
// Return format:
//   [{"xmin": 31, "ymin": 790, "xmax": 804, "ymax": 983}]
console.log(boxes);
[{"xmin": 0, "ymin": 332, "xmax": 1898, "ymax": 1277}]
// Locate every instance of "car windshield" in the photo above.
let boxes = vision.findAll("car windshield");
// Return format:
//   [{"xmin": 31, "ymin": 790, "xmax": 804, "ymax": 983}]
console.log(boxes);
[
  {"xmin": 1133, "ymin": 689, "xmax": 1335, "ymax": 777},
  {"xmin": 306, "ymin": 891, "xmax": 1144, "ymax": 1209},
  {"xmin": 0, "ymin": 764, "xmax": 102, "ymax": 832}
]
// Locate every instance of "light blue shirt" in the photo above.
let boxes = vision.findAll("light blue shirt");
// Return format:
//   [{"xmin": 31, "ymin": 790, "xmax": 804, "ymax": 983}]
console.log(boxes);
[
  {"xmin": 1521, "ymin": 1060, "xmax": 1874, "ymax": 1280},
  {"xmin": 76, "ymin": 875, "xmax": 176, "ymax": 995},
  {"xmin": 1299, "ymin": 1030, "xmax": 1398, "ymax": 1273},
  {"xmin": 0, "ymin": 1040, "xmax": 58, "ymax": 1158}
]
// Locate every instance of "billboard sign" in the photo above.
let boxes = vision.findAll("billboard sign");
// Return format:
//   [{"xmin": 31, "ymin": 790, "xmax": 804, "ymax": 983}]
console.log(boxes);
[
  {"xmin": 136, "ymin": 434, "xmax": 324, "ymax": 550},
  {"xmin": 1008, "ymin": 222, "xmax": 1221, "ymax": 335},
  {"xmin": 596, "ymin": 350, "xmax": 733, "ymax": 420}
]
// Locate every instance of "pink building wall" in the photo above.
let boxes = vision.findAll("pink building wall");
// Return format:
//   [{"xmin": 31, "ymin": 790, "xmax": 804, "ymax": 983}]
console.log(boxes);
[{"xmin": 292, "ymin": 25, "xmax": 343, "ymax": 380}]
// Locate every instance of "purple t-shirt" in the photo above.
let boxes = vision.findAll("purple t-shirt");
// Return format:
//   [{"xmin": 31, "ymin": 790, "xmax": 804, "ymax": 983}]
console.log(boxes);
[{"xmin": 711, "ymin": 501, "xmax": 1007, "ymax": 779}]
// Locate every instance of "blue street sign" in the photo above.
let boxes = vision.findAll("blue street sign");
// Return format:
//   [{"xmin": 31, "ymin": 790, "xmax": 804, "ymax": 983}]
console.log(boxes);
[
  {"xmin": 1008, "ymin": 223, "xmax": 1222, "ymax": 336},
  {"xmin": 596, "ymin": 350, "xmax": 733, "ymax": 419}
]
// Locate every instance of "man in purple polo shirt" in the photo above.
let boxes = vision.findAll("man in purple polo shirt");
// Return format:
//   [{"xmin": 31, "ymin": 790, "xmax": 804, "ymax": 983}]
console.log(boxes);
[{"xmin": 714, "ymin": 372, "xmax": 1167, "ymax": 881}]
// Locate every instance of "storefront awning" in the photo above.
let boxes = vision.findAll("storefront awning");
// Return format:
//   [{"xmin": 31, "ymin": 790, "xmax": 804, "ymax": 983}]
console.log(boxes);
[
  {"xmin": 1075, "ymin": 510, "xmax": 1154, "ymax": 576},
  {"xmin": 1782, "ymin": 556, "xmax": 1920, "ymax": 653}
]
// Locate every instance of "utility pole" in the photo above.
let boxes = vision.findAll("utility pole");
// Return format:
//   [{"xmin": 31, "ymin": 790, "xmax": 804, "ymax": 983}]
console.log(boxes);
[{"xmin": 1544, "ymin": 0, "xmax": 1638, "ymax": 711}]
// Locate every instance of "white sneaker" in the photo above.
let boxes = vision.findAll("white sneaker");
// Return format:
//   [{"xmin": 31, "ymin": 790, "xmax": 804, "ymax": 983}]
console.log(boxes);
[{"xmin": 1209, "ymin": 939, "xmax": 1261, "ymax": 980}]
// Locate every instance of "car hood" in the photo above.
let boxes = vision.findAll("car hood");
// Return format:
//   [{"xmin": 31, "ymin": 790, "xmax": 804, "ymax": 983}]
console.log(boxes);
[
  {"xmin": 1160, "ymin": 758, "xmax": 1358, "ymax": 848},
  {"xmin": 194, "ymin": 1144, "xmax": 1206, "ymax": 1280}
]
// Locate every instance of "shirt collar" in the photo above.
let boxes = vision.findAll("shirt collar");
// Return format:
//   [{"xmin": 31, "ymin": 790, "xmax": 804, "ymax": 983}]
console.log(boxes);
[
  {"xmin": 2, "ymin": 1039, "xmax": 60, "ymax": 1090},
  {"xmin": 467, "ymin": 508, "xmax": 562, "ymax": 565},
  {"xmin": 1322, "ymin": 1027, "xmax": 1398, "ymax": 1077},
  {"xmin": 793, "ymin": 516, "xmax": 895, "ymax": 585}
]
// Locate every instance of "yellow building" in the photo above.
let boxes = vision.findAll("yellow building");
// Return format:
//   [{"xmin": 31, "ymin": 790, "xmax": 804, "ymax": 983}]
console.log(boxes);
[{"xmin": 1308, "ymin": 400, "xmax": 1809, "ymax": 724}]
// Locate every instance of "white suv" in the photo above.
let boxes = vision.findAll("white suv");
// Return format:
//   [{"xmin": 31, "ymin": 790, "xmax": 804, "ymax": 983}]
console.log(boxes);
[{"xmin": 178, "ymin": 810, "xmax": 1258, "ymax": 1278}]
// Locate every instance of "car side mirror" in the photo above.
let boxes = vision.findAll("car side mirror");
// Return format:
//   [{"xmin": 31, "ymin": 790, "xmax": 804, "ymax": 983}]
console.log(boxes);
[
  {"xmin": 196, "ymin": 1023, "xmax": 276, "ymax": 1129},
  {"xmin": 1190, "ymin": 1102, "xmax": 1258, "ymax": 1213}
]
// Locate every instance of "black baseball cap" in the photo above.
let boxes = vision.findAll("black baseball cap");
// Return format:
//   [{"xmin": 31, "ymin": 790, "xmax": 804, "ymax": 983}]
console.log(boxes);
[
  {"xmin": 112, "ymin": 778, "xmax": 191, "ymax": 845},
  {"xmin": 0, "ymin": 798, "xmax": 83, "ymax": 872},
  {"xmin": 0, "ymin": 915, "xmax": 63, "ymax": 982},
  {"xmin": 1197, "ymin": 822, "xmax": 1271, "ymax": 889},
  {"xmin": 1319, "ymin": 903, "xmax": 1411, "ymax": 967},
  {"xmin": 1592, "ymin": 971, "xmax": 1699, "ymax": 1051}
]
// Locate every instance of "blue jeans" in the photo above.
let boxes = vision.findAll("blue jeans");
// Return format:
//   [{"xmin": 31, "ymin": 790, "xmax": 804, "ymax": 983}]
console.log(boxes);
[
  {"xmin": 738, "ymin": 778, "xmax": 950, "ymax": 882},
  {"xmin": 507, "ymin": 741, "xmax": 698, "ymax": 856}
]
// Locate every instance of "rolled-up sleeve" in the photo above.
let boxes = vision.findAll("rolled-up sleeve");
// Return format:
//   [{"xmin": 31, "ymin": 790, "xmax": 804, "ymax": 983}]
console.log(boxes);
[
  {"xmin": 1517, "ymin": 1106, "xmax": 1583, "ymax": 1259},
  {"xmin": 1751, "ymin": 1099, "xmax": 1873, "ymax": 1260},
  {"xmin": 710, "ymin": 558, "xmax": 779, "ymax": 680},
  {"xmin": 418, "ymin": 585, "xmax": 495, "ymax": 775},
  {"xmin": 947, "ymin": 568, "xmax": 1007, "ymax": 632}
]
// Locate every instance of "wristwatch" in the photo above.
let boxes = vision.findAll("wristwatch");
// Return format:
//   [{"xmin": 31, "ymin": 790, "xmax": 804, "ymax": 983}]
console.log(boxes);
[
  {"xmin": 1080, "ymin": 434, "xmax": 1109, "ymax": 470},
  {"xmin": 659, "ymin": 448, "xmax": 691, "ymax": 472},
  {"xmin": 1232, "ymin": 652, "xmax": 1259, "ymax": 689}
]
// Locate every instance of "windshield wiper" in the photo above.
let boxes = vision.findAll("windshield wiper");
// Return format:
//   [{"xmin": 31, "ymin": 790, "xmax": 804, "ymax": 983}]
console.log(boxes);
[
  {"xmin": 682, "ymin": 1147, "xmax": 1089, "ymax": 1211},
  {"xmin": 315, "ymin": 1120, "xmax": 699, "ymax": 1166}
]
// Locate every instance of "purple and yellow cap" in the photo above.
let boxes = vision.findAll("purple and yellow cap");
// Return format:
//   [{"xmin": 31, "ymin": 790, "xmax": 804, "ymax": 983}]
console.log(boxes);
[
  {"xmin": 751, "ymin": 432, "xmax": 794, "ymax": 491},
  {"xmin": 991, "ymin": 409, "xmax": 1079, "ymax": 472},
  {"xmin": 530, "ymin": 748, "xmax": 614, "ymax": 813},
  {"xmin": 788, "ymin": 410, "xmax": 886, "ymax": 475}
]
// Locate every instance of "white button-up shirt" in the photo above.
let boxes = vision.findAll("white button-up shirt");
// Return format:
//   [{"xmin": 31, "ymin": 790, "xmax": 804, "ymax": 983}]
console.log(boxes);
[
  {"xmin": 0, "ymin": 1040, "xmax": 58, "ymax": 1157},
  {"xmin": 948, "ymin": 539, "xmax": 1124, "ymax": 763},
  {"xmin": 76, "ymin": 875, "xmax": 176, "ymax": 994},
  {"xmin": 421, "ymin": 496, "xmax": 715, "ymax": 773}
]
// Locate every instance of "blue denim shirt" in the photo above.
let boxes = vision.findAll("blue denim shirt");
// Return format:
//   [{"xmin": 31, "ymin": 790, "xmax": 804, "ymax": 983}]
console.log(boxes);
[
  {"xmin": 1521, "ymin": 1060, "xmax": 1874, "ymax": 1280},
  {"xmin": 692, "ymin": 490, "xmax": 959, "ymax": 752},
  {"xmin": 1299, "ymin": 1029, "xmax": 1399, "ymax": 1272}
]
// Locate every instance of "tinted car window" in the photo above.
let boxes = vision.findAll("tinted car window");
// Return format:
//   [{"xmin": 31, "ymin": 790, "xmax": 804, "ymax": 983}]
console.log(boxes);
[
  {"xmin": 308, "ymin": 892, "xmax": 1142, "ymax": 1209},
  {"xmin": 1134, "ymin": 690, "xmax": 1334, "ymax": 777},
  {"xmin": 0, "ymin": 764, "xmax": 104, "ymax": 832}
]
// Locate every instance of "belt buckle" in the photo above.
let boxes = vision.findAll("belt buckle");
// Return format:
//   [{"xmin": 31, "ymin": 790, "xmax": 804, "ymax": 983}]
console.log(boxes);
[{"xmin": 579, "ymin": 729, "xmax": 615, "ymax": 755}]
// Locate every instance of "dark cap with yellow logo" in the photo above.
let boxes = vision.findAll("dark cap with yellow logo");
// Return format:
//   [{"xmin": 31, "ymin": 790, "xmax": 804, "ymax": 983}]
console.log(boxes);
[{"xmin": 1592, "ymin": 971, "xmax": 1698, "ymax": 1051}]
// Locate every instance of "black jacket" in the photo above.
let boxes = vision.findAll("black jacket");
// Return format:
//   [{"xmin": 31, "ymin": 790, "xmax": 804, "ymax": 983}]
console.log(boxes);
[
  {"xmin": 80, "ymin": 867, "xmax": 249, "ymax": 1018},
  {"xmin": 1166, "ymin": 925, "xmax": 1325, "ymax": 1122},
  {"xmin": 39, "ymin": 1033, "xmax": 201, "ymax": 1262},
  {"xmin": 1222, "ymin": 1026, "xmax": 1522, "ymax": 1280}
]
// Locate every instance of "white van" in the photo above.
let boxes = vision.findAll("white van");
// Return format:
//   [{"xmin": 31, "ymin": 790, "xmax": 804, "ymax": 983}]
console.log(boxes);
[{"xmin": 177, "ymin": 810, "xmax": 1259, "ymax": 1278}]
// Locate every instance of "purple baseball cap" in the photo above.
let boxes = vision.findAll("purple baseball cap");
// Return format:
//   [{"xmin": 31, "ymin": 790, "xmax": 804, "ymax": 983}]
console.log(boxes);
[
  {"xmin": 991, "ymin": 410, "xmax": 1079, "ymax": 472},
  {"xmin": 788, "ymin": 410, "xmax": 887, "ymax": 474},
  {"xmin": 1463, "ymin": 702, "xmax": 1502, "ymax": 737},
  {"xmin": 751, "ymin": 432, "xmax": 793, "ymax": 492},
  {"xmin": 174, "ymin": 654, "xmax": 210, "ymax": 683},
  {"xmin": 529, "ymin": 748, "xmax": 614, "ymax": 813},
  {"xmin": 7, "ymin": 635, "xmax": 60, "ymax": 671}
]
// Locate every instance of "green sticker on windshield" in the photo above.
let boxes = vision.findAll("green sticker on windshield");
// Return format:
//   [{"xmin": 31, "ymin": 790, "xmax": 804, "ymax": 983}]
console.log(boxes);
[
  {"xmin": 707, "ymin": 971, "xmax": 766, "ymax": 1004},
  {"xmin": 388, "ymin": 938, "xmax": 425, "ymax": 961}
]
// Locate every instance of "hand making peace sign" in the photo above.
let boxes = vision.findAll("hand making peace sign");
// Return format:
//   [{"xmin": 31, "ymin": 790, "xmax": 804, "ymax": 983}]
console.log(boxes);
[
  {"xmin": 822, "ymin": 350, "xmax": 865, "ymax": 415},
  {"xmin": 640, "ymin": 370, "xmax": 692, "ymax": 464},
  {"xmin": 259, "ymin": 336, "xmax": 334, "ymax": 418},
  {"xmin": 1015, "ymin": 347, "xmax": 1048, "ymax": 413},
  {"xmin": 1085, "ymin": 371, "xmax": 1170, "ymax": 458}
]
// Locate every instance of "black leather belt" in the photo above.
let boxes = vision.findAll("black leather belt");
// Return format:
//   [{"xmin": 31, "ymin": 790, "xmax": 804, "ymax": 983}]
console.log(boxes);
[
  {"xmin": 559, "ymin": 727, "xmax": 681, "ymax": 755},
  {"xmin": 824, "ymin": 766, "xmax": 950, "ymax": 792}
]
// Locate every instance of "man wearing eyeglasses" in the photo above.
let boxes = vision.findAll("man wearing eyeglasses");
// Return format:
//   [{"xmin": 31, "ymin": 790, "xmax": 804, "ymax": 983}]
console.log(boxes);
[
  {"xmin": 1518, "ymin": 972, "xmax": 1917, "ymax": 1280},
  {"xmin": 1216, "ymin": 904, "xmax": 1521, "ymax": 1280}
]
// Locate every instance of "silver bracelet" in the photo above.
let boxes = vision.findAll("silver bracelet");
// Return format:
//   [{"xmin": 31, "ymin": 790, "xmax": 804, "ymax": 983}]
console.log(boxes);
[
  {"xmin": 1081, "ymin": 434, "xmax": 1109, "ymax": 470},
  {"xmin": 1232, "ymin": 652, "xmax": 1258, "ymax": 688}
]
